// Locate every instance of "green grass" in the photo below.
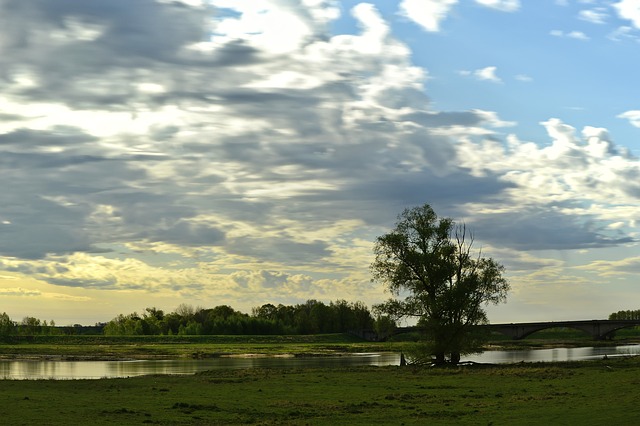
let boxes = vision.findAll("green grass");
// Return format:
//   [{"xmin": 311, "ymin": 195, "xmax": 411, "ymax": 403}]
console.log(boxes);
[
  {"xmin": 1, "ymin": 358, "xmax": 640, "ymax": 425},
  {"xmin": 2, "ymin": 333, "xmax": 640, "ymax": 424}
]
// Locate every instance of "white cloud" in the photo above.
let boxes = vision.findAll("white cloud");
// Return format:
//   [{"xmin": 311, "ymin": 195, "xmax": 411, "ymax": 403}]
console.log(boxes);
[
  {"xmin": 550, "ymin": 29, "xmax": 590, "ymax": 40},
  {"xmin": 578, "ymin": 8, "xmax": 608, "ymax": 24},
  {"xmin": 473, "ymin": 109, "xmax": 516, "ymax": 127},
  {"xmin": 399, "ymin": 0, "xmax": 458, "ymax": 32},
  {"xmin": 608, "ymin": 25, "xmax": 640, "ymax": 41},
  {"xmin": 613, "ymin": 0, "xmax": 640, "ymax": 29},
  {"xmin": 0, "ymin": 287, "xmax": 41, "ymax": 297},
  {"xmin": 578, "ymin": 256, "xmax": 640, "ymax": 277},
  {"xmin": 458, "ymin": 118, "xmax": 640, "ymax": 228},
  {"xmin": 475, "ymin": 66, "xmax": 502, "ymax": 82},
  {"xmin": 568, "ymin": 30, "xmax": 590, "ymax": 40},
  {"xmin": 475, "ymin": 0, "xmax": 520, "ymax": 12},
  {"xmin": 618, "ymin": 110, "xmax": 640, "ymax": 127},
  {"xmin": 515, "ymin": 74, "xmax": 533, "ymax": 82},
  {"xmin": 459, "ymin": 66, "xmax": 502, "ymax": 82}
]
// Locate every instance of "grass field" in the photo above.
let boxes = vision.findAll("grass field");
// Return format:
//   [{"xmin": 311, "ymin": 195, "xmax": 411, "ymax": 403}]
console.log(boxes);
[
  {"xmin": 1, "ymin": 332, "xmax": 640, "ymax": 424},
  {"xmin": 1, "ymin": 357, "xmax": 640, "ymax": 425}
]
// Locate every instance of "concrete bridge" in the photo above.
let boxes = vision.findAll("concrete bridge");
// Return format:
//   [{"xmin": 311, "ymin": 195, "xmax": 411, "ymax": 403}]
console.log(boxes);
[
  {"xmin": 486, "ymin": 320, "xmax": 640, "ymax": 340},
  {"xmin": 354, "ymin": 319, "xmax": 640, "ymax": 341}
]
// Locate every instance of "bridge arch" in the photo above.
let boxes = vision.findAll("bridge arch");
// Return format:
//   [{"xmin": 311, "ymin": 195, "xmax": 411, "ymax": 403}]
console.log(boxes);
[
  {"xmin": 357, "ymin": 320, "xmax": 640, "ymax": 341},
  {"xmin": 488, "ymin": 320, "xmax": 640, "ymax": 341},
  {"xmin": 492, "ymin": 324, "xmax": 594, "ymax": 340}
]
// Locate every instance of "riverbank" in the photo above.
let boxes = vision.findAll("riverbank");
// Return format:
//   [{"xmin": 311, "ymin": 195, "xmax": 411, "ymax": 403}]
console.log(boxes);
[
  {"xmin": 1, "ymin": 357, "xmax": 639, "ymax": 425},
  {"xmin": 0, "ymin": 334, "xmax": 400, "ymax": 360},
  {"xmin": 1, "ymin": 331, "xmax": 639, "ymax": 361}
]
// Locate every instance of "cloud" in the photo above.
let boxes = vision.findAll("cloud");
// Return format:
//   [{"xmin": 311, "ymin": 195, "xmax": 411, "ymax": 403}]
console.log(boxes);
[
  {"xmin": 454, "ymin": 118, "xmax": 640, "ymax": 250},
  {"xmin": 483, "ymin": 249, "xmax": 564, "ymax": 272},
  {"xmin": 0, "ymin": 0, "xmax": 638, "ymax": 310},
  {"xmin": 618, "ymin": 110, "xmax": 640, "ymax": 127},
  {"xmin": 614, "ymin": 0, "xmax": 640, "ymax": 29},
  {"xmin": 475, "ymin": 0, "xmax": 520, "ymax": 12},
  {"xmin": 577, "ymin": 256, "xmax": 640, "ymax": 277},
  {"xmin": 578, "ymin": 8, "xmax": 608, "ymax": 24},
  {"xmin": 467, "ymin": 209, "xmax": 634, "ymax": 251},
  {"xmin": 475, "ymin": 66, "xmax": 502, "ymax": 82},
  {"xmin": 399, "ymin": 0, "xmax": 458, "ymax": 32},
  {"xmin": 0, "ymin": 287, "xmax": 41, "ymax": 297},
  {"xmin": 515, "ymin": 74, "xmax": 533, "ymax": 82},
  {"xmin": 460, "ymin": 66, "xmax": 502, "ymax": 83},
  {"xmin": 550, "ymin": 30, "xmax": 590, "ymax": 40},
  {"xmin": 608, "ymin": 25, "xmax": 640, "ymax": 42}
]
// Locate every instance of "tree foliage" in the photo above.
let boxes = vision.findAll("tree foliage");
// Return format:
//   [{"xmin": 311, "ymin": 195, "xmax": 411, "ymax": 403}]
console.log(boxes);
[
  {"xmin": 0, "ymin": 313, "xmax": 63, "ymax": 336},
  {"xmin": 609, "ymin": 310, "xmax": 640, "ymax": 320},
  {"xmin": 371, "ymin": 204, "xmax": 509, "ymax": 364},
  {"xmin": 102, "ymin": 300, "xmax": 374, "ymax": 336}
]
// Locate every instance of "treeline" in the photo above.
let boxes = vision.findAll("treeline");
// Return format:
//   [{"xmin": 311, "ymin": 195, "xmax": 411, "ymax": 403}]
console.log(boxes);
[
  {"xmin": 103, "ymin": 300, "xmax": 377, "ymax": 336},
  {"xmin": 609, "ymin": 310, "xmax": 640, "ymax": 320},
  {"xmin": 0, "ymin": 312, "xmax": 103, "ymax": 336}
]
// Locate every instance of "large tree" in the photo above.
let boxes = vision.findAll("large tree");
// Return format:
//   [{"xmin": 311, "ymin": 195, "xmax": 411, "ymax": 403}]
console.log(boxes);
[{"xmin": 371, "ymin": 204, "xmax": 509, "ymax": 365}]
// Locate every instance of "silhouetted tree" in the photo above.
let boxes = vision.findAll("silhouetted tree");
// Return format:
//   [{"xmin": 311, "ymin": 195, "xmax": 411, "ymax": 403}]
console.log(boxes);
[
  {"xmin": 371, "ymin": 204, "xmax": 509, "ymax": 365},
  {"xmin": 0, "ymin": 312, "xmax": 16, "ymax": 335}
]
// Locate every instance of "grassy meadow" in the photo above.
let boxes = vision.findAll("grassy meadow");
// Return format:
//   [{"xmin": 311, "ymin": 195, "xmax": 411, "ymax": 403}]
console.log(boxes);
[
  {"xmin": 1, "ymin": 358, "xmax": 640, "ymax": 425},
  {"xmin": 1, "ymin": 330, "xmax": 640, "ymax": 424}
]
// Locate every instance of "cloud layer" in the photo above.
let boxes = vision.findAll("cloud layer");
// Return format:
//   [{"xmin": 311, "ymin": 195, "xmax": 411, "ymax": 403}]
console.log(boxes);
[{"xmin": 0, "ymin": 0, "xmax": 638, "ymax": 320}]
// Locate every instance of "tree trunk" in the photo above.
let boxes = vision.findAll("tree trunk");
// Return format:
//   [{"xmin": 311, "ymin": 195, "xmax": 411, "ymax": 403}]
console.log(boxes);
[
  {"xmin": 434, "ymin": 352, "xmax": 446, "ymax": 365},
  {"xmin": 450, "ymin": 352, "xmax": 460, "ymax": 365}
]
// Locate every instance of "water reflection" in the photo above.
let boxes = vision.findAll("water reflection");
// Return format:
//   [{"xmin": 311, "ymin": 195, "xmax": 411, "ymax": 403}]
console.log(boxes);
[
  {"xmin": 1, "ymin": 345, "xmax": 639, "ymax": 380},
  {"xmin": 464, "ymin": 344, "xmax": 640, "ymax": 364},
  {"xmin": 0, "ymin": 353, "xmax": 401, "ymax": 380}
]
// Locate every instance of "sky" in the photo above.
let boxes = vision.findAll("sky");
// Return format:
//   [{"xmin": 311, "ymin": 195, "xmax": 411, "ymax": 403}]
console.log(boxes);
[{"xmin": 0, "ymin": 0, "xmax": 639, "ymax": 325}]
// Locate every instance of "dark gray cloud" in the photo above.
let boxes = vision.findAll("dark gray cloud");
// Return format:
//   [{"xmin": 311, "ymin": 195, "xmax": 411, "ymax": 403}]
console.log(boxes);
[
  {"xmin": 226, "ymin": 236, "xmax": 331, "ymax": 266},
  {"xmin": 150, "ymin": 221, "xmax": 225, "ymax": 247},
  {"xmin": 0, "ymin": 127, "xmax": 98, "ymax": 147},
  {"xmin": 469, "ymin": 207, "xmax": 635, "ymax": 251}
]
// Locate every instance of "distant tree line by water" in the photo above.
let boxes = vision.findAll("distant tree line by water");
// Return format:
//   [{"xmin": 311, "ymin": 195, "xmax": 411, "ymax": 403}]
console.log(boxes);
[
  {"xmin": 0, "ymin": 312, "xmax": 103, "ymax": 336},
  {"xmin": 608, "ymin": 310, "xmax": 640, "ymax": 320},
  {"xmin": 103, "ymin": 300, "xmax": 376, "ymax": 336},
  {"xmin": 0, "ymin": 299, "xmax": 385, "ymax": 336}
]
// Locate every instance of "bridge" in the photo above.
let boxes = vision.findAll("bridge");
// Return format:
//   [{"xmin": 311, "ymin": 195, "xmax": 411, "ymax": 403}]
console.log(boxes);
[
  {"xmin": 353, "ymin": 319, "xmax": 640, "ymax": 341},
  {"xmin": 486, "ymin": 320, "xmax": 640, "ymax": 340}
]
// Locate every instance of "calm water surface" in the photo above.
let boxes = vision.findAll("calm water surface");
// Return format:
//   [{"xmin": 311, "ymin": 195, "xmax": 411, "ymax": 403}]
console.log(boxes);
[{"xmin": 2, "ymin": 345, "xmax": 639, "ymax": 380}]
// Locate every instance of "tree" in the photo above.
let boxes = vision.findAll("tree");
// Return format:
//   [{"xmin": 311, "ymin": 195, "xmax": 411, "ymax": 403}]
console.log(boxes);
[
  {"xmin": 0, "ymin": 312, "xmax": 16, "ymax": 335},
  {"xmin": 20, "ymin": 316, "xmax": 42, "ymax": 335},
  {"xmin": 371, "ymin": 204, "xmax": 509, "ymax": 365}
]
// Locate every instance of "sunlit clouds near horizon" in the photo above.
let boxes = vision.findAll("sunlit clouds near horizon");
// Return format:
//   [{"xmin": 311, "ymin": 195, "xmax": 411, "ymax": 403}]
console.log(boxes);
[{"xmin": 0, "ymin": 0, "xmax": 638, "ymax": 324}]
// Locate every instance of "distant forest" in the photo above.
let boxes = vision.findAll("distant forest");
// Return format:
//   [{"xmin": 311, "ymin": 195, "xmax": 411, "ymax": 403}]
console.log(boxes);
[
  {"xmin": 608, "ymin": 310, "xmax": 640, "ymax": 320},
  {"xmin": 0, "ymin": 299, "xmax": 387, "ymax": 336}
]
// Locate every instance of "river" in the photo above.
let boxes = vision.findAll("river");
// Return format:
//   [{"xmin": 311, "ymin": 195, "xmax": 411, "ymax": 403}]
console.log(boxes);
[{"xmin": 2, "ymin": 344, "xmax": 639, "ymax": 380}]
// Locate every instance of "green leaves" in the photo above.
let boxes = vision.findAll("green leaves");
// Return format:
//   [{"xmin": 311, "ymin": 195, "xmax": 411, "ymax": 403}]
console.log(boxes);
[{"xmin": 371, "ymin": 203, "xmax": 509, "ymax": 364}]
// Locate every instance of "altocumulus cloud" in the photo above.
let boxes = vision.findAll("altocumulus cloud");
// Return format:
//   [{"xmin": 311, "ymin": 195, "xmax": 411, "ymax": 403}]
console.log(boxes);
[{"xmin": 0, "ymin": 0, "xmax": 638, "ymax": 313}]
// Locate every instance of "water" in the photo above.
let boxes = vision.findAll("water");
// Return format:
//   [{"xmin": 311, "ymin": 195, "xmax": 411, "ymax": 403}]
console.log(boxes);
[
  {"xmin": 0, "ymin": 353, "xmax": 400, "ymax": 380},
  {"xmin": 464, "ymin": 344, "xmax": 640, "ymax": 364},
  {"xmin": 1, "ymin": 345, "xmax": 638, "ymax": 380}
]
